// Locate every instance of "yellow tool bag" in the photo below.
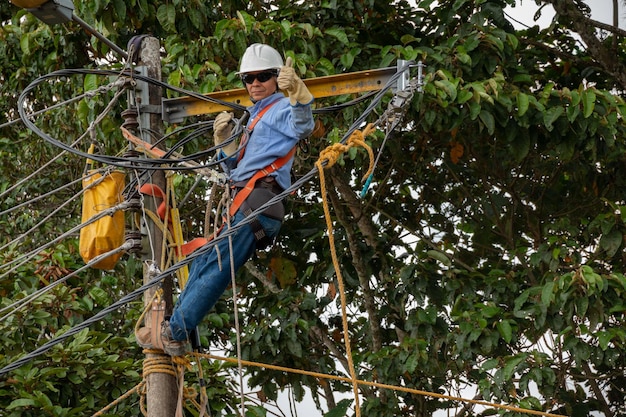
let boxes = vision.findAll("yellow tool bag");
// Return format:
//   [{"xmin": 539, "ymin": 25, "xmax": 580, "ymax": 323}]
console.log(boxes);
[{"xmin": 79, "ymin": 150, "xmax": 126, "ymax": 270}]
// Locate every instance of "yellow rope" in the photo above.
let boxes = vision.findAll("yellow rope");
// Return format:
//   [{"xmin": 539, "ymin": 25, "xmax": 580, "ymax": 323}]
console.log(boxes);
[
  {"xmin": 91, "ymin": 381, "xmax": 144, "ymax": 417},
  {"xmin": 133, "ymin": 289, "xmax": 163, "ymax": 335},
  {"xmin": 90, "ymin": 349, "xmax": 182, "ymax": 417},
  {"xmin": 309, "ymin": 125, "xmax": 565, "ymax": 417},
  {"xmin": 314, "ymin": 123, "xmax": 377, "ymax": 417},
  {"xmin": 95, "ymin": 124, "xmax": 567, "ymax": 417},
  {"xmin": 194, "ymin": 351, "xmax": 210, "ymax": 407},
  {"xmin": 317, "ymin": 123, "xmax": 376, "ymax": 183},
  {"xmin": 142, "ymin": 349, "xmax": 181, "ymax": 378},
  {"xmin": 198, "ymin": 352, "xmax": 566, "ymax": 417}
]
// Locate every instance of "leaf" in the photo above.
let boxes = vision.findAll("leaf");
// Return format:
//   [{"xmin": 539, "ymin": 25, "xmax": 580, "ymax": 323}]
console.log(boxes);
[
  {"xmin": 497, "ymin": 320, "xmax": 513, "ymax": 343},
  {"xmin": 543, "ymin": 106, "xmax": 564, "ymax": 131},
  {"xmin": 449, "ymin": 141, "xmax": 464, "ymax": 164},
  {"xmin": 167, "ymin": 70, "xmax": 182, "ymax": 88},
  {"xmin": 516, "ymin": 92, "xmax": 529, "ymax": 116},
  {"xmin": 600, "ymin": 229, "xmax": 622, "ymax": 257},
  {"xmin": 582, "ymin": 88, "xmax": 596, "ymax": 118},
  {"xmin": 325, "ymin": 399, "xmax": 352, "ymax": 417},
  {"xmin": 269, "ymin": 257, "xmax": 297, "ymax": 288},
  {"xmin": 469, "ymin": 101, "xmax": 481, "ymax": 120},
  {"xmin": 156, "ymin": 4, "xmax": 176, "ymax": 32},
  {"xmin": 405, "ymin": 351, "xmax": 419, "ymax": 373},
  {"xmin": 236, "ymin": 10, "xmax": 256, "ymax": 34},
  {"xmin": 83, "ymin": 74, "xmax": 98, "ymax": 92},
  {"xmin": 457, "ymin": 89, "xmax": 473, "ymax": 104},
  {"xmin": 541, "ymin": 281, "xmax": 555, "ymax": 306},
  {"xmin": 8, "ymin": 398, "xmax": 36, "ymax": 409},
  {"xmin": 340, "ymin": 52, "xmax": 354, "ymax": 70},
  {"xmin": 287, "ymin": 339, "xmax": 302, "ymax": 357},
  {"xmin": 325, "ymin": 28, "xmax": 349, "ymax": 45},
  {"xmin": 566, "ymin": 103, "xmax": 580, "ymax": 122},
  {"xmin": 481, "ymin": 357, "xmax": 500, "ymax": 371},
  {"xmin": 597, "ymin": 330, "xmax": 613, "ymax": 350},
  {"xmin": 280, "ymin": 20, "xmax": 292, "ymax": 38},
  {"xmin": 502, "ymin": 354, "xmax": 526, "ymax": 381},
  {"xmin": 452, "ymin": 0, "xmax": 469, "ymax": 10},
  {"xmin": 112, "ymin": 0, "xmax": 126, "ymax": 21},
  {"xmin": 427, "ymin": 250, "xmax": 451, "ymax": 266},
  {"xmin": 434, "ymin": 80, "xmax": 457, "ymax": 101},
  {"xmin": 478, "ymin": 110, "xmax": 495, "ymax": 134}
]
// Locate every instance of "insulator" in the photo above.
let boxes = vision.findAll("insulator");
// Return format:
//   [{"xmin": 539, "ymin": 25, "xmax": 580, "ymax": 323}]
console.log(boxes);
[
  {"xmin": 124, "ymin": 231, "xmax": 143, "ymax": 254},
  {"xmin": 124, "ymin": 192, "xmax": 142, "ymax": 212},
  {"xmin": 121, "ymin": 108, "xmax": 139, "ymax": 130},
  {"xmin": 121, "ymin": 149, "xmax": 145, "ymax": 168},
  {"xmin": 123, "ymin": 149, "xmax": 141, "ymax": 159}
]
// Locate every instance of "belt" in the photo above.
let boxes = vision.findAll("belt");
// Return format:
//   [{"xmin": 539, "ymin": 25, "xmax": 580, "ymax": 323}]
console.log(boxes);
[{"xmin": 232, "ymin": 176, "xmax": 283, "ymax": 195}]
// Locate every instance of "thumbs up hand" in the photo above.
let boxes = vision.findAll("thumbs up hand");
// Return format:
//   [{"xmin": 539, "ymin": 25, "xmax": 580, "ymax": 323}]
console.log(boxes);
[{"xmin": 278, "ymin": 57, "xmax": 313, "ymax": 106}]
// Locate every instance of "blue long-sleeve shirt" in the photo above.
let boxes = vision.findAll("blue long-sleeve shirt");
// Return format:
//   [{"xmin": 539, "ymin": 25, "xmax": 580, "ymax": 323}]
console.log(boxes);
[{"xmin": 221, "ymin": 92, "xmax": 314, "ymax": 190}]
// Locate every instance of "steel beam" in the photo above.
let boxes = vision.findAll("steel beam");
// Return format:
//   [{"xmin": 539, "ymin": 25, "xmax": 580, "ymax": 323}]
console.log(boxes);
[{"xmin": 162, "ymin": 66, "xmax": 399, "ymax": 123}]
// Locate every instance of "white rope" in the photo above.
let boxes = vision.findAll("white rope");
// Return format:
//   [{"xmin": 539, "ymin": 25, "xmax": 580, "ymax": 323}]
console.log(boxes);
[{"xmin": 223, "ymin": 188, "xmax": 247, "ymax": 415}]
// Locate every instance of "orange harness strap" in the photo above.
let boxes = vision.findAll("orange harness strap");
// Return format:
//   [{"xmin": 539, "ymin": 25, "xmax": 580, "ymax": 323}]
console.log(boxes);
[
  {"xmin": 236, "ymin": 100, "xmax": 279, "ymax": 162},
  {"xmin": 138, "ymin": 99, "xmax": 292, "ymax": 256},
  {"xmin": 228, "ymin": 146, "xmax": 295, "ymax": 218}
]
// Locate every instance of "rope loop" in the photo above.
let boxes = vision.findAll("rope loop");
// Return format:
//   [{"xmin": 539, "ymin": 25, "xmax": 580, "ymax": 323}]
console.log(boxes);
[{"xmin": 316, "ymin": 123, "xmax": 376, "ymax": 181}]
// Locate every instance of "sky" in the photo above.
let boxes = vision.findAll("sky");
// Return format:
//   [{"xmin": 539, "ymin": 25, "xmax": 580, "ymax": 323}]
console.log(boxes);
[
  {"xmin": 272, "ymin": 1, "xmax": 623, "ymax": 416},
  {"xmin": 505, "ymin": 0, "xmax": 625, "ymax": 29}
]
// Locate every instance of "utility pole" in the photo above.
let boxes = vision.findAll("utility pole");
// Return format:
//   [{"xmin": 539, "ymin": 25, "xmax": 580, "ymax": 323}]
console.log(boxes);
[
  {"xmin": 135, "ymin": 36, "xmax": 179, "ymax": 417},
  {"xmin": 8, "ymin": 2, "xmax": 180, "ymax": 414}
]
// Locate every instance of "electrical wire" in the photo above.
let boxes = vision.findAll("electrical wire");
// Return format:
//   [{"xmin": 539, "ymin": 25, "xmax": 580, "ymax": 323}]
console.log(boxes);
[
  {"xmin": 0, "ymin": 174, "xmax": 87, "ymax": 217},
  {"xmin": 17, "ymin": 68, "xmax": 248, "ymax": 168},
  {"xmin": 0, "ymin": 190, "xmax": 130, "ymax": 280},
  {"xmin": 0, "ymin": 242, "xmax": 133, "ymax": 323},
  {"xmin": 0, "ymin": 61, "xmax": 418, "ymax": 377}
]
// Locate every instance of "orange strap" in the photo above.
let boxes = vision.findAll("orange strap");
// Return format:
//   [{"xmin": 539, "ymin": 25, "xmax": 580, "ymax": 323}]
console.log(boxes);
[
  {"xmin": 139, "ymin": 183, "xmax": 168, "ymax": 220},
  {"xmin": 237, "ymin": 100, "xmax": 279, "ymax": 162},
  {"xmin": 139, "ymin": 183, "xmax": 215, "ymax": 256},
  {"xmin": 138, "ymin": 147, "xmax": 295, "ymax": 257},
  {"xmin": 180, "ymin": 147, "xmax": 295, "ymax": 255},
  {"xmin": 138, "ymin": 100, "xmax": 292, "ymax": 255},
  {"xmin": 228, "ymin": 146, "xmax": 295, "ymax": 219}
]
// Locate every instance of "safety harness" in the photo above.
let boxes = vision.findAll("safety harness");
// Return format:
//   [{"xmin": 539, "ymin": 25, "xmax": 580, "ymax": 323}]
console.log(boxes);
[{"xmin": 135, "ymin": 98, "xmax": 294, "ymax": 254}]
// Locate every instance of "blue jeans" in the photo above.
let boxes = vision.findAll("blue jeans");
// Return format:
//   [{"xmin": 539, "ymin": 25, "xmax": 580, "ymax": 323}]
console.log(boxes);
[{"xmin": 169, "ymin": 211, "xmax": 282, "ymax": 341}]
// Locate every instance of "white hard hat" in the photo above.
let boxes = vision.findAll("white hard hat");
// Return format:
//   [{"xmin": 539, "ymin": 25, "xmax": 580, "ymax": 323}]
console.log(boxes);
[{"xmin": 238, "ymin": 43, "xmax": 284, "ymax": 74}]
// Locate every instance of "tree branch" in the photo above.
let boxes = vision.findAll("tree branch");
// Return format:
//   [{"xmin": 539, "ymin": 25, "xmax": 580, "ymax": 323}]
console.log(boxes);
[
  {"xmin": 545, "ymin": 0, "xmax": 626, "ymax": 89},
  {"xmin": 328, "ymin": 168, "xmax": 384, "ymax": 353},
  {"xmin": 580, "ymin": 361, "xmax": 614, "ymax": 417}
]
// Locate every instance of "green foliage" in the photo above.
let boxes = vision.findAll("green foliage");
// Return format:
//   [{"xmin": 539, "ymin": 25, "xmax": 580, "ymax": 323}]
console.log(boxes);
[{"xmin": 2, "ymin": 0, "xmax": 626, "ymax": 416}]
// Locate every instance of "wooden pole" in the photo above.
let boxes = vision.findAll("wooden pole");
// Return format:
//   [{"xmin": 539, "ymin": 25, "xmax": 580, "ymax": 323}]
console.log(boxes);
[{"xmin": 137, "ymin": 36, "xmax": 179, "ymax": 417}]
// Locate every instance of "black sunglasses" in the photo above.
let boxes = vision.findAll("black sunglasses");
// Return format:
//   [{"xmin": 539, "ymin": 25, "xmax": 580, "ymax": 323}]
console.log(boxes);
[{"xmin": 241, "ymin": 70, "xmax": 278, "ymax": 84}]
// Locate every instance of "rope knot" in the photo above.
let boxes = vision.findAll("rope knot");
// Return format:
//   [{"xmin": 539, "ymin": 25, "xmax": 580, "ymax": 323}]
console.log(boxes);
[
  {"xmin": 315, "ymin": 124, "xmax": 376, "ymax": 183},
  {"xmin": 315, "ymin": 123, "xmax": 376, "ymax": 178},
  {"xmin": 317, "ymin": 142, "xmax": 350, "ymax": 169}
]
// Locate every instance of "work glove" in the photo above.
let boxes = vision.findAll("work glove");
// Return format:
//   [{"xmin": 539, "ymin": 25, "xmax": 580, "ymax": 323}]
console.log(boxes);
[
  {"xmin": 213, "ymin": 111, "xmax": 237, "ymax": 155},
  {"xmin": 278, "ymin": 57, "xmax": 313, "ymax": 106}
]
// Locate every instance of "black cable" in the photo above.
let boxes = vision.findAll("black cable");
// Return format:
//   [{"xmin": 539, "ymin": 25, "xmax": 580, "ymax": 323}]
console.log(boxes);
[
  {"xmin": 0, "ymin": 61, "xmax": 415, "ymax": 377},
  {"xmin": 17, "ymin": 68, "xmax": 249, "ymax": 168}
]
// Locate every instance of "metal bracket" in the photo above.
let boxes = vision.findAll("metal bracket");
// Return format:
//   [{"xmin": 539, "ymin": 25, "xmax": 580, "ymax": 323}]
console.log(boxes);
[
  {"xmin": 131, "ymin": 66, "xmax": 151, "ymax": 134},
  {"xmin": 138, "ymin": 104, "xmax": 162, "ymax": 114}
]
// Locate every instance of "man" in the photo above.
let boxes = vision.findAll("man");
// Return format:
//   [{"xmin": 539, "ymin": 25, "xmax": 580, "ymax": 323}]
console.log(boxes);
[{"xmin": 137, "ymin": 43, "xmax": 314, "ymax": 355}]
